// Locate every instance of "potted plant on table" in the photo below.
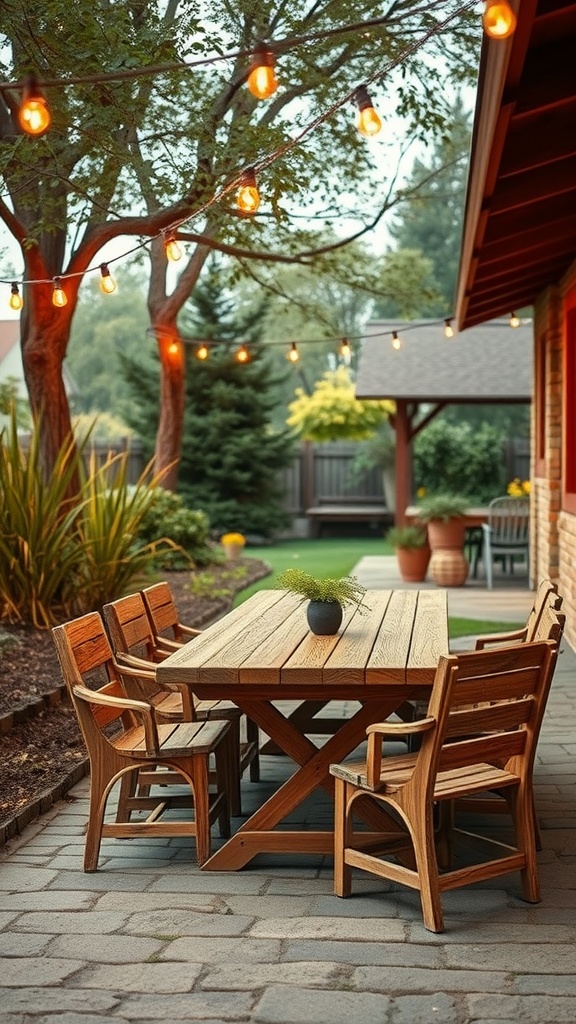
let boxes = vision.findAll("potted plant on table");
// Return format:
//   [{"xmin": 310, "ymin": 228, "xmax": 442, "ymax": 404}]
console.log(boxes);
[
  {"xmin": 387, "ymin": 524, "xmax": 430, "ymax": 583},
  {"xmin": 416, "ymin": 493, "xmax": 469, "ymax": 587},
  {"xmin": 276, "ymin": 568, "xmax": 366, "ymax": 635}
]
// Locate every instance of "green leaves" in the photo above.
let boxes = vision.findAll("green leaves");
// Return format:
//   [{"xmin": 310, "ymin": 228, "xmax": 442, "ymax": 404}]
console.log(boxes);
[
  {"xmin": 0, "ymin": 409, "xmax": 165, "ymax": 627},
  {"xmin": 276, "ymin": 568, "xmax": 366, "ymax": 608}
]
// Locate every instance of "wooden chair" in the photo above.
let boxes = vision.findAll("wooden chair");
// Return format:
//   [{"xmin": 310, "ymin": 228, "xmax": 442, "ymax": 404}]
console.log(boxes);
[
  {"xmin": 52, "ymin": 612, "xmax": 231, "ymax": 870},
  {"xmin": 330, "ymin": 638, "xmax": 559, "ymax": 932},
  {"xmin": 474, "ymin": 578, "xmax": 561, "ymax": 650},
  {"xmin": 141, "ymin": 581, "xmax": 260, "ymax": 783},
  {"xmin": 102, "ymin": 592, "xmax": 252, "ymax": 816},
  {"xmin": 479, "ymin": 496, "xmax": 530, "ymax": 588}
]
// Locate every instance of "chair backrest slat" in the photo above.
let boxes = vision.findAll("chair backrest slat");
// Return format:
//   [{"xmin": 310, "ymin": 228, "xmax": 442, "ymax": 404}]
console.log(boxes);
[
  {"xmin": 52, "ymin": 614, "xmax": 136, "ymax": 752},
  {"xmin": 103, "ymin": 593, "xmax": 158, "ymax": 659},
  {"xmin": 488, "ymin": 497, "xmax": 530, "ymax": 544},
  {"xmin": 411, "ymin": 639, "xmax": 559, "ymax": 794},
  {"xmin": 141, "ymin": 582, "xmax": 183, "ymax": 641}
]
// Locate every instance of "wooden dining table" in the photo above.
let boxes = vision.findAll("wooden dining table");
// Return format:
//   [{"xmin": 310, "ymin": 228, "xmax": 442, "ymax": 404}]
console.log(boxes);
[{"xmin": 156, "ymin": 587, "xmax": 449, "ymax": 870}]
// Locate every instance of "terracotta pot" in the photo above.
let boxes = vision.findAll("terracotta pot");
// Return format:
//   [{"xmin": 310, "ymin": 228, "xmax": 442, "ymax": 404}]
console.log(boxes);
[
  {"xmin": 306, "ymin": 600, "xmax": 343, "ymax": 635},
  {"xmin": 427, "ymin": 517, "xmax": 467, "ymax": 551},
  {"xmin": 396, "ymin": 545, "xmax": 431, "ymax": 583},
  {"xmin": 429, "ymin": 548, "xmax": 469, "ymax": 587}
]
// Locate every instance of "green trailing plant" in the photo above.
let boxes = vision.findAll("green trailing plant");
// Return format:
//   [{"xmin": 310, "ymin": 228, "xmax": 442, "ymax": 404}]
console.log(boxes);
[
  {"xmin": 386, "ymin": 524, "xmax": 428, "ymax": 549},
  {"xmin": 276, "ymin": 568, "xmax": 366, "ymax": 608},
  {"xmin": 416, "ymin": 494, "xmax": 469, "ymax": 523}
]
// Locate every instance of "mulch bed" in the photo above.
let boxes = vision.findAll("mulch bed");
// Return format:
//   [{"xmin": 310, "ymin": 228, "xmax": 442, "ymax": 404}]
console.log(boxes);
[{"xmin": 0, "ymin": 558, "xmax": 271, "ymax": 844}]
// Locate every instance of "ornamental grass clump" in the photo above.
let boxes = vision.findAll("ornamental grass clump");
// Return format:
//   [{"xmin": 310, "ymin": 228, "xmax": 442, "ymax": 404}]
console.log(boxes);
[{"xmin": 276, "ymin": 568, "xmax": 366, "ymax": 609}]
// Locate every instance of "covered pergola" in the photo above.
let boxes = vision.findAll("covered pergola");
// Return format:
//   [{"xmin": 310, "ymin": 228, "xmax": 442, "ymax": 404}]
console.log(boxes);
[{"xmin": 355, "ymin": 319, "xmax": 532, "ymax": 524}]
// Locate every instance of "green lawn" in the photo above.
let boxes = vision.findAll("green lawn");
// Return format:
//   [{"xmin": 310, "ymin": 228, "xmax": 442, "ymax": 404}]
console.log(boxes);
[{"xmin": 234, "ymin": 538, "xmax": 523, "ymax": 639}]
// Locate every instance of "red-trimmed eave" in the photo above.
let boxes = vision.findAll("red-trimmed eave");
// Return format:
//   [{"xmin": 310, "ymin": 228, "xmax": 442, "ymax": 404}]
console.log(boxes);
[{"xmin": 456, "ymin": 0, "xmax": 576, "ymax": 330}]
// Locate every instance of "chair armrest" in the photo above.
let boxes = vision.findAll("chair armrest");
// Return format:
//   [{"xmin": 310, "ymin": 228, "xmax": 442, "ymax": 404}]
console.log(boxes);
[
  {"xmin": 178, "ymin": 622, "xmax": 202, "ymax": 639},
  {"xmin": 72, "ymin": 684, "xmax": 160, "ymax": 753},
  {"xmin": 114, "ymin": 656, "xmax": 195, "ymax": 720},
  {"xmin": 475, "ymin": 626, "xmax": 528, "ymax": 650},
  {"xmin": 154, "ymin": 636, "xmax": 184, "ymax": 653},
  {"xmin": 114, "ymin": 653, "xmax": 157, "ymax": 679},
  {"xmin": 365, "ymin": 717, "xmax": 435, "ymax": 789}
]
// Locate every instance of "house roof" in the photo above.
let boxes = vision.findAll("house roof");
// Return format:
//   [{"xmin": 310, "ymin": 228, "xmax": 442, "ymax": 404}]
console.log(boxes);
[
  {"xmin": 456, "ymin": 0, "xmax": 576, "ymax": 329},
  {"xmin": 355, "ymin": 319, "xmax": 532, "ymax": 402}
]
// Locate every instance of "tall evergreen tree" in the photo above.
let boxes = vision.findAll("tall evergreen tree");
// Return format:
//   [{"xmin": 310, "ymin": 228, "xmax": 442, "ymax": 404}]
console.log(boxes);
[{"xmin": 122, "ymin": 260, "xmax": 297, "ymax": 537}]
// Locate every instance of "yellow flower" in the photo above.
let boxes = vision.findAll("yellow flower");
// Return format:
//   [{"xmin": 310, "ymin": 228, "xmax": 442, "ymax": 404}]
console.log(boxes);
[
  {"xmin": 416, "ymin": 486, "xmax": 427, "ymax": 500},
  {"xmin": 220, "ymin": 532, "xmax": 246, "ymax": 546},
  {"xmin": 506, "ymin": 478, "xmax": 530, "ymax": 498}
]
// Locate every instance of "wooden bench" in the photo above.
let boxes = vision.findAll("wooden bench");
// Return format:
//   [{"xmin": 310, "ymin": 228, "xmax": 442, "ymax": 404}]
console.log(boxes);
[{"xmin": 306, "ymin": 498, "xmax": 389, "ymax": 538}]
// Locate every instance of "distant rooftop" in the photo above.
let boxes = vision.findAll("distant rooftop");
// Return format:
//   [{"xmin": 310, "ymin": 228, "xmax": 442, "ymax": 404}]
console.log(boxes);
[{"xmin": 356, "ymin": 319, "xmax": 532, "ymax": 403}]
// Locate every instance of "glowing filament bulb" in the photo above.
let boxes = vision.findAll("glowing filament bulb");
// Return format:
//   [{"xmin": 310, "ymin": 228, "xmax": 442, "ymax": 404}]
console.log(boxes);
[
  {"xmin": 19, "ymin": 75, "xmax": 51, "ymax": 136},
  {"xmin": 99, "ymin": 263, "xmax": 116, "ymax": 294},
  {"xmin": 483, "ymin": 1, "xmax": 517, "ymax": 39},
  {"xmin": 168, "ymin": 341, "xmax": 179, "ymax": 356},
  {"xmin": 237, "ymin": 167, "xmax": 260, "ymax": 214},
  {"xmin": 509, "ymin": 312, "xmax": 520, "ymax": 328},
  {"xmin": 9, "ymin": 282, "xmax": 23, "ymax": 311},
  {"xmin": 444, "ymin": 318, "xmax": 454, "ymax": 338},
  {"xmin": 354, "ymin": 85, "xmax": 382, "ymax": 138},
  {"xmin": 235, "ymin": 343, "xmax": 249, "ymax": 363},
  {"xmin": 247, "ymin": 48, "xmax": 278, "ymax": 99},
  {"xmin": 340, "ymin": 337, "xmax": 351, "ymax": 358},
  {"xmin": 52, "ymin": 277, "xmax": 67, "ymax": 307},
  {"xmin": 164, "ymin": 235, "xmax": 182, "ymax": 262},
  {"xmin": 287, "ymin": 342, "xmax": 299, "ymax": 363},
  {"xmin": 196, "ymin": 343, "xmax": 209, "ymax": 360},
  {"xmin": 391, "ymin": 330, "xmax": 402, "ymax": 351}
]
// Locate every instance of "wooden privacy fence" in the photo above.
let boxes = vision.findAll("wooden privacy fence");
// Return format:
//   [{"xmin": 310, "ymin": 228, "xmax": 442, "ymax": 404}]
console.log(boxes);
[{"xmin": 41, "ymin": 436, "xmax": 529, "ymax": 528}]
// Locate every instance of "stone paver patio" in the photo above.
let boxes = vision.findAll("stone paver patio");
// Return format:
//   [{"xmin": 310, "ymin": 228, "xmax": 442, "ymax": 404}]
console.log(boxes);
[{"xmin": 1, "ymin": 562, "xmax": 574, "ymax": 1024}]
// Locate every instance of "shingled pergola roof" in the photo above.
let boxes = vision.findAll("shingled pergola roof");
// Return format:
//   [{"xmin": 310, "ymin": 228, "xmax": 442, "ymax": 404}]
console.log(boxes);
[
  {"xmin": 355, "ymin": 318, "xmax": 532, "ymax": 525},
  {"xmin": 356, "ymin": 319, "xmax": 533, "ymax": 402}
]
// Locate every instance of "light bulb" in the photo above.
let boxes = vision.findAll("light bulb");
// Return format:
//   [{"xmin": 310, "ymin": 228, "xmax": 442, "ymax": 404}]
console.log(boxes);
[
  {"xmin": 340, "ymin": 337, "xmax": 351, "ymax": 358},
  {"xmin": 9, "ymin": 283, "xmax": 23, "ymax": 311},
  {"xmin": 235, "ymin": 343, "xmax": 249, "ymax": 363},
  {"xmin": 509, "ymin": 312, "xmax": 520, "ymax": 328},
  {"xmin": 99, "ymin": 263, "xmax": 116, "ymax": 294},
  {"xmin": 247, "ymin": 48, "xmax": 278, "ymax": 99},
  {"xmin": 391, "ymin": 330, "xmax": 402, "ymax": 350},
  {"xmin": 52, "ymin": 277, "xmax": 67, "ymax": 307},
  {"xmin": 19, "ymin": 76, "xmax": 51, "ymax": 136},
  {"xmin": 237, "ymin": 167, "xmax": 260, "ymax": 214},
  {"xmin": 444, "ymin": 318, "xmax": 454, "ymax": 338},
  {"xmin": 287, "ymin": 342, "xmax": 299, "ymax": 363},
  {"xmin": 164, "ymin": 235, "xmax": 182, "ymax": 262},
  {"xmin": 354, "ymin": 85, "xmax": 382, "ymax": 138},
  {"xmin": 168, "ymin": 341, "xmax": 179, "ymax": 356},
  {"xmin": 196, "ymin": 343, "xmax": 209, "ymax": 360},
  {"xmin": 483, "ymin": 1, "xmax": 516, "ymax": 39}
]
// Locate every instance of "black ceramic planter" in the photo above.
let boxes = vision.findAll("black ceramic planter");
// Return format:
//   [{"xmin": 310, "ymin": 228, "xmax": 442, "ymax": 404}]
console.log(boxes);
[{"xmin": 306, "ymin": 600, "xmax": 343, "ymax": 635}]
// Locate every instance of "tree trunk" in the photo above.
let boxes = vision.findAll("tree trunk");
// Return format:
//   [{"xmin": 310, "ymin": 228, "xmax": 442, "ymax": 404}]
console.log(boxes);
[
  {"xmin": 154, "ymin": 326, "xmax": 186, "ymax": 491},
  {"xmin": 20, "ymin": 280, "xmax": 77, "ymax": 488}
]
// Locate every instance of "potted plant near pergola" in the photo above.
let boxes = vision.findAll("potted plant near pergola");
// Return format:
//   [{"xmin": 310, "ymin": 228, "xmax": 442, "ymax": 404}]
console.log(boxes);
[
  {"xmin": 416, "ymin": 494, "xmax": 469, "ymax": 586},
  {"xmin": 387, "ymin": 524, "xmax": 430, "ymax": 582}
]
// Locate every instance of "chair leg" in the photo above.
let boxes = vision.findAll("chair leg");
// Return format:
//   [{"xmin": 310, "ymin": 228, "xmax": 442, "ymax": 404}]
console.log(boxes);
[
  {"xmin": 247, "ymin": 717, "xmax": 260, "ymax": 782},
  {"xmin": 84, "ymin": 764, "xmax": 111, "ymax": 872},
  {"xmin": 116, "ymin": 767, "xmax": 138, "ymax": 821},
  {"xmin": 411, "ymin": 805, "xmax": 444, "ymax": 933},
  {"xmin": 334, "ymin": 778, "xmax": 353, "ymax": 897},
  {"xmin": 215, "ymin": 733, "xmax": 232, "ymax": 840},
  {"xmin": 190, "ymin": 755, "xmax": 211, "ymax": 867},
  {"xmin": 513, "ymin": 787, "xmax": 541, "ymax": 904}
]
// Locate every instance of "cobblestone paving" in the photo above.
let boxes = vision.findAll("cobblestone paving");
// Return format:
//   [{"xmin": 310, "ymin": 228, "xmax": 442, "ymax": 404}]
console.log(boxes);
[{"xmin": 1, "ymin": 633, "xmax": 574, "ymax": 1023}]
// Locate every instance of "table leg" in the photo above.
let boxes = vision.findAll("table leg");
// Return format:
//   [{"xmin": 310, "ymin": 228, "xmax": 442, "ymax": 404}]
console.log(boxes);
[{"xmin": 202, "ymin": 694, "xmax": 408, "ymax": 870}]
